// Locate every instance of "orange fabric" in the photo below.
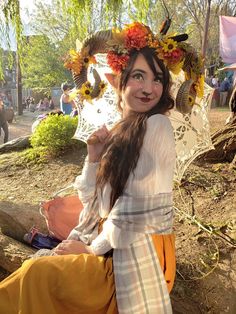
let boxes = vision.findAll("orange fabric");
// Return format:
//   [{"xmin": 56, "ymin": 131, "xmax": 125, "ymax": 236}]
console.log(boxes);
[
  {"xmin": 152, "ymin": 233, "xmax": 176, "ymax": 292},
  {"xmin": 0, "ymin": 235, "xmax": 175, "ymax": 314},
  {"xmin": 41, "ymin": 195, "xmax": 83, "ymax": 240},
  {"xmin": 98, "ymin": 219, "xmax": 176, "ymax": 292},
  {"xmin": 0, "ymin": 255, "xmax": 117, "ymax": 314}
]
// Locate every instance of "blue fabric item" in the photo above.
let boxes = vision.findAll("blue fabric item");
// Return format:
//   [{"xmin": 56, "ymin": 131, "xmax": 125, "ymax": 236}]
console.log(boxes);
[
  {"xmin": 219, "ymin": 79, "xmax": 230, "ymax": 92},
  {"xmin": 60, "ymin": 95, "xmax": 73, "ymax": 115},
  {"xmin": 24, "ymin": 228, "xmax": 61, "ymax": 250}
]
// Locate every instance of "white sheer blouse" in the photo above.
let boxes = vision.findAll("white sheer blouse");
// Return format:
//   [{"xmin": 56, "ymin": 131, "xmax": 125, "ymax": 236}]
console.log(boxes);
[{"xmin": 70, "ymin": 114, "xmax": 176, "ymax": 255}]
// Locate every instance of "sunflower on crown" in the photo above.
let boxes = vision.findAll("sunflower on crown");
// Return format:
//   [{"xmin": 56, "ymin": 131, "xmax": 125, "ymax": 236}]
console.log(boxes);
[{"xmin": 64, "ymin": 47, "xmax": 97, "ymax": 75}]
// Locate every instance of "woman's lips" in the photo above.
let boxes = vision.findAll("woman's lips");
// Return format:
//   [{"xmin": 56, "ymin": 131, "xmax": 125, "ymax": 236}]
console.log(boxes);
[{"xmin": 140, "ymin": 97, "xmax": 151, "ymax": 103}]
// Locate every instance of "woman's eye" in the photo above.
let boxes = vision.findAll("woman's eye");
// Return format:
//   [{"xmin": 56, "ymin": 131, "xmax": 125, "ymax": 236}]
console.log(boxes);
[
  {"xmin": 132, "ymin": 73, "xmax": 143, "ymax": 81},
  {"xmin": 154, "ymin": 76, "xmax": 163, "ymax": 84}
]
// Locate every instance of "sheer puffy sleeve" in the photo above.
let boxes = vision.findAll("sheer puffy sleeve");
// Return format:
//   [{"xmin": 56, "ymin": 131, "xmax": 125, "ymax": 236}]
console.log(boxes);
[
  {"xmin": 73, "ymin": 157, "xmax": 99, "ymax": 205},
  {"xmin": 89, "ymin": 114, "xmax": 176, "ymax": 255},
  {"xmin": 67, "ymin": 158, "xmax": 100, "ymax": 242}
]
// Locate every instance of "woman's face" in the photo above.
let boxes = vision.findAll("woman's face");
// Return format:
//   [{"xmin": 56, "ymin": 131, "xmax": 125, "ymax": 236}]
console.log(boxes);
[{"xmin": 121, "ymin": 54, "xmax": 163, "ymax": 117}]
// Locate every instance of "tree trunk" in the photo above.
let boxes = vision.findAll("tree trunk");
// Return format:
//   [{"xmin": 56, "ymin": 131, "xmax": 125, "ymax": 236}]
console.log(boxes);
[
  {"xmin": 16, "ymin": 51, "xmax": 23, "ymax": 116},
  {"xmin": 197, "ymin": 116, "xmax": 236, "ymax": 162},
  {"xmin": 201, "ymin": 0, "xmax": 211, "ymax": 59}
]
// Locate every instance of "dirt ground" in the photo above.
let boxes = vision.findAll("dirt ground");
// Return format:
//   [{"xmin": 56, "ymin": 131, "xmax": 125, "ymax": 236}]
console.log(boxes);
[
  {"xmin": 0, "ymin": 107, "xmax": 235, "ymax": 313},
  {"xmin": 0, "ymin": 110, "xmax": 39, "ymax": 145}
]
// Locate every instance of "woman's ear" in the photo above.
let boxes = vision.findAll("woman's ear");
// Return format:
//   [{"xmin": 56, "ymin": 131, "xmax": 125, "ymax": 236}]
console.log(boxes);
[{"xmin": 105, "ymin": 73, "xmax": 119, "ymax": 89}]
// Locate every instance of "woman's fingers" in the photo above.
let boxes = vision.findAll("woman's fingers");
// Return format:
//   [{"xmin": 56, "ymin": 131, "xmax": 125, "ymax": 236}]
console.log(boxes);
[
  {"xmin": 87, "ymin": 125, "xmax": 109, "ymax": 145},
  {"xmin": 87, "ymin": 125, "xmax": 110, "ymax": 162},
  {"xmin": 54, "ymin": 240, "xmax": 90, "ymax": 255},
  {"xmin": 87, "ymin": 135, "xmax": 100, "ymax": 145}
]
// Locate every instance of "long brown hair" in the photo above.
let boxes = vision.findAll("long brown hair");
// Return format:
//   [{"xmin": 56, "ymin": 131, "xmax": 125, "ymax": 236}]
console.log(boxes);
[{"xmin": 96, "ymin": 47, "xmax": 174, "ymax": 208}]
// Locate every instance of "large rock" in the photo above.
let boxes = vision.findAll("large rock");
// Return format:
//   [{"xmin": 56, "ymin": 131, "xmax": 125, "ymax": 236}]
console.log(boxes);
[
  {"xmin": 0, "ymin": 232, "xmax": 35, "ymax": 273},
  {"xmin": 0, "ymin": 207, "xmax": 47, "ymax": 241},
  {"xmin": 0, "ymin": 210, "xmax": 28, "ymax": 241},
  {"xmin": 0, "ymin": 206, "xmax": 47, "ymax": 276},
  {"xmin": 0, "ymin": 135, "xmax": 31, "ymax": 153}
]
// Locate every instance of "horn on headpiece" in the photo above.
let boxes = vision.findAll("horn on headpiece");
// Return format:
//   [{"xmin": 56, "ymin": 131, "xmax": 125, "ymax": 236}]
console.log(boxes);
[
  {"xmin": 159, "ymin": 18, "xmax": 172, "ymax": 35},
  {"xmin": 90, "ymin": 69, "xmax": 102, "ymax": 98},
  {"xmin": 72, "ymin": 67, "xmax": 88, "ymax": 89},
  {"xmin": 65, "ymin": 30, "xmax": 113, "ymax": 100},
  {"xmin": 170, "ymin": 34, "xmax": 188, "ymax": 42},
  {"xmin": 159, "ymin": 0, "xmax": 171, "ymax": 35},
  {"xmin": 176, "ymin": 79, "xmax": 196, "ymax": 114}
]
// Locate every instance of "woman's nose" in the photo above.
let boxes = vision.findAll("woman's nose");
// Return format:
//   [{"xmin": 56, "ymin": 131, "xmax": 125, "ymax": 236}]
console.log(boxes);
[
  {"xmin": 142, "ymin": 80, "xmax": 153, "ymax": 95},
  {"xmin": 142, "ymin": 91, "xmax": 151, "ymax": 97}
]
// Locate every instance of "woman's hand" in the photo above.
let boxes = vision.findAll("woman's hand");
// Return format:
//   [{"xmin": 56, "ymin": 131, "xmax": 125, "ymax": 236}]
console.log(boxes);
[
  {"xmin": 87, "ymin": 125, "xmax": 110, "ymax": 162},
  {"xmin": 54, "ymin": 240, "xmax": 90, "ymax": 255}
]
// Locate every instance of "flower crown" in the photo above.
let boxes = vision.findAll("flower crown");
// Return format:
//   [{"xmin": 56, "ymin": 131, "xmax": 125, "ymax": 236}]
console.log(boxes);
[{"xmin": 64, "ymin": 21, "xmax": 204, "ymax": 114}]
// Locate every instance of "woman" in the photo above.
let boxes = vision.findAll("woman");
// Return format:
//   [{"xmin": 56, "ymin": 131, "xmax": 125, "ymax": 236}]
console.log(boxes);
[
  {"xmin": 0, "ymin": 22, "xmax": 203, "ymax": 314},
  {"xmin": 0, "ymin": 99, "xmax": 9, "ymax": 143},
  {"xmin": 60, "ymin": 82, "xmax": 75, "ymax": 115},
  {"xmin": 0, "ymin": 49, "xmax": 174, "ymax": 314}
]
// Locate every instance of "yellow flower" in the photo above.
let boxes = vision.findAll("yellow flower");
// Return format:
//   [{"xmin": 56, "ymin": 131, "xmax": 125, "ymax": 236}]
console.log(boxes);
[
  {"xmin": 99, "ymin": 81, "xmax": 106, "ymax": 90},
  {"xmin": 81, "ymin": 55, "xmax": 97, "ymax": 68},
  {"xmin": 64, "ymin": 49, "xmax": 82, "ymax": 74},
  {"xmin": 79, "ymin": 81, "xmax": 93, "ymax": 101},
  {"xmin": 168, "ymin": 60, "xmax": 184, "ymax": 75},
  {"xmin": 97, "ymin": 81, "xmax": 107, "ymax": 99},
  {"xmin": 188, "ymin": 95, "xmax": 195, "ymax": 106},
  {"xmin": 161, "ymin": 38, "xmax": 177, "ymax": 53},
  {"xmin": 195, "ymin": 75, "xmax": 204, "ymax": 98},
  {"xmin": 68, "ymin": 89, "xmax": 80, "ymax": 101}
]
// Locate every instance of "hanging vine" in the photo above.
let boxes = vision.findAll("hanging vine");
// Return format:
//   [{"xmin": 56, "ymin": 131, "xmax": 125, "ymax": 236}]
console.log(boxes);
[{"xmin": 0, "ymin": 0, "xmax": 23, "ymax": 79}]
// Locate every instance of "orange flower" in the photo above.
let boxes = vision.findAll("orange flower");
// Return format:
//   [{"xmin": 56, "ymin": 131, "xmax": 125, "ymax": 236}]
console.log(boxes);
[
  {"xmin": 64, "ymin": 49, "xmax": 82, "ymax": 74},
  {"xmin": 124, "ymin": 22, "xmax": 149, "ymax": 50},
  {"xmin": 164, "ymin": 48, "xmax": 184, "ymax": 63},
  {"xmin": 107, "ymin": 51, "xmax": 130, "ymax": 73},
  {"xmin": 147, "ymin": 34, "xmax": 159, "ymax": 49}
]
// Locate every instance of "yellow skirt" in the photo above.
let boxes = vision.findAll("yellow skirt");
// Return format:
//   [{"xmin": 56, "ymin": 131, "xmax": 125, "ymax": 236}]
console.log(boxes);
[{"xmin": 0, "ymin": 234, "xmax": 175, "ymax": 314}]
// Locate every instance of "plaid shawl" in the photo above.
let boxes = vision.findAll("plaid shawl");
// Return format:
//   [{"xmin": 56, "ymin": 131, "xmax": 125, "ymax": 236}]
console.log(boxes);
[
  {"xmin": 110, "ymin": 192, "xmax": 173, "ymax": 234},
  {"xmin": 69, "ymin": 192, "xmax": 173, "ymax": 313}
]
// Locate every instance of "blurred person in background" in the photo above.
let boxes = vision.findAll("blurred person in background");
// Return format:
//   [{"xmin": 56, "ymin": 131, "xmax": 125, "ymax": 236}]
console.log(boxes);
[
  {"xmin": 219, "ymin": 77, "xmax": 231, "ymax": 107},
  {"xmin": 60, "ymin": 82, "xmax": 75, "ymax": 115},
  {"xmin": 0, "ymin": 99, "xmax": 9, "ymax": 143}
]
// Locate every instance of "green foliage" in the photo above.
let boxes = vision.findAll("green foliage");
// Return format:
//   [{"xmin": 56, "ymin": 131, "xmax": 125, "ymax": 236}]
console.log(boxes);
[
  {"xmin": 0, "ymin": 48, "xmax": 4, "ymax": 81},
  {"xmin": 22, "ymin": 35, "xmax": 71, "ymax": 91},
  {"xmin": 130, "ymin": 0, "xmax": 151, "ymax": 24},
  {"xmin": 19, "ymin": 146, "xmax": 49, "ymax": 164},
  {"xmin": 2, "ymin": 0, "xmax": 23, "ymax": 45},
  {"xmin": 61, "ymin": 0, "xmax": 94, "ymax": 41},
  {"xmin": 0, "ymin": 49, "xmax": 16, "ymax": 84},
  {"xmin": 30, "ymin": 114, "xmax": 79, "ymax": 156},
  {"xmin": 0, "ymin": 0, "xmax": 22, "ymax": 78}
]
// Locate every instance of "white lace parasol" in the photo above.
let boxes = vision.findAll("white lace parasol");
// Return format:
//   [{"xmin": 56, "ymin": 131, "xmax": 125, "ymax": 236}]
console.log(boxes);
[
  {"xmin": 73, "ymin": 55, "xmax": 121, "ymax": 142},
  {"xmin": 73, "ymin": 56, "xmax": 214, "ymax": 183},
  {"xmin": 169, "ymin": 74, "xmax": 214, "ymax": 182}
]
